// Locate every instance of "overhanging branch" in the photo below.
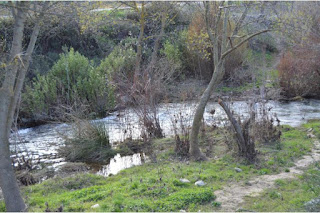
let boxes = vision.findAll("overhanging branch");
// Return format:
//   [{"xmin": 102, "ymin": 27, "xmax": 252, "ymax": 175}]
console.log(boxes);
[{"xmin": 221, "ymin": 29, "xmax": 271, "ymax": 60}]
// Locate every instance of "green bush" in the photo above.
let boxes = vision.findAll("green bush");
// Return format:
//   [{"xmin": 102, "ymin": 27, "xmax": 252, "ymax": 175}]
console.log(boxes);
[
  {"xmin": 161, "ymin": 40, "xmax": 182, "ymax": 66},
  {"xmin": 96, "ymin": 45, "xmax": 136, "ymax": 80},
  {"xmin": 23, "ymin": 48, "xmax": 115, "ymax": 118}
]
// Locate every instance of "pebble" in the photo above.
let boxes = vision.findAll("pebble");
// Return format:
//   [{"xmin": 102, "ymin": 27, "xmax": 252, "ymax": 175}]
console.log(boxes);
[
  {"xmin": 307, "ymin": 133, "xmax": 316, "ymax": 138},
  {"xmin": 180, "ymin": 178, "xmax": 190, "ymax": 183},
  {"xmin": 195, "ymin": 180, "xmax": 206, "ymax": 186},
  {"xmin": 91, "ymin": 204, "xmax": 100, "ymax": 209},
  {"xmin": 235, "ymin": 167, "xmax": 242, "ymax": 172}
]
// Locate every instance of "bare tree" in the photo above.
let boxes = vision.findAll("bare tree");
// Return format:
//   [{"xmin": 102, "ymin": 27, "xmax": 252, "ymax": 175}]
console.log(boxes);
[
  {"xmin": 189, "ymin": 1, "xmax": 270, "ymax": 161},
  {"xmin": 0, "ymin": 2, "xmax": 49, "ymax": 211}
]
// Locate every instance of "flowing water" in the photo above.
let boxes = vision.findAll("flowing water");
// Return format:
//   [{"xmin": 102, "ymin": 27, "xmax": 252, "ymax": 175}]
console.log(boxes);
[{"xmin": 9, "ymin": 99, "xmax": 320, "ymax": 175}]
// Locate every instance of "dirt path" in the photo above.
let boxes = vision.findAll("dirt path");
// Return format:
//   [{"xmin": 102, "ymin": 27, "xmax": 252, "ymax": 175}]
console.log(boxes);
[{"xmin": 214, "ymin": 133, "xmax": 320, "ymax": 211}]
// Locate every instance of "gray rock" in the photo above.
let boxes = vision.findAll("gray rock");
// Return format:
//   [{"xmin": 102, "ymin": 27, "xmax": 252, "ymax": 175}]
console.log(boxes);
[
  {"xmin": 307, "ymin": 133, "xmax": 316, "ymax": 138},
  {"xmin": 195, "ymin": 180, "xmax": 206, "ymax": 186},
  {"xmin": 180, "ymin": 178, "xmax": 190, "ymax": 183},
  {"xmin": 304, "ymin": 197, "xmax": 320, "ymax": 212},
  {"xmin": 235, "ymin": 167, "xmax": 242, "ymax": 173},
  {"xmin": 91, "ymin": 204, "xmax": 100, "ymax": 209},
  {"xmin": 308, "ymin": 128, "xmax": 313, "ymax": 133},
  {"xmin": 0, "ymin": 188, "xmax": 3, "ymax": 201}
]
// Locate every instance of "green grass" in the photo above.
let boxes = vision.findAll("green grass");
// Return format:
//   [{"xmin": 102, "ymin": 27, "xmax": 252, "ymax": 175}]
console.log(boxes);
[
  {"xmin": 303, "ymin": 119, "xmax": 320, "ymax": 139},
  {"xmin": 1, "ymin": 120, "xmax": 317, "ymax": 212},
  {"xmin": 242, "ymin": 162, "xmax": 320, "ymax": 212},
  {"xmin": 0, "ymin": 202, "xmax": 5, "ymax": 212},
  {"xmin": 24, "ymin": 157, "xmax": 257, "ymax": 212}
]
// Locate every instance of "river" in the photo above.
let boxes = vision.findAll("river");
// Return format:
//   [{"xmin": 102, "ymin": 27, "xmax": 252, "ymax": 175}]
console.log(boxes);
[{"xmin": 9, "ymin": 99, "xmax": 320, "ymax": 176}]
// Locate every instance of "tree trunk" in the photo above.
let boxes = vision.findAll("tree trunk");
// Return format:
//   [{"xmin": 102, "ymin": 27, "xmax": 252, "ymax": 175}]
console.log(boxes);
[
  {"xmin": 218, "ymin": 98, "xmax": 256, "ymax": 161},
  {"xmin": 189, "ymin": 2, "xmax": 269, "ymax": 161},
  {"xmin": 218, "ymin": 99, "xmax": 246, "ymax": 149},
  {"xmin": 0, "ymin": 4, "xmax": 27, "ymax": 211},
  {"xmin": 189, "ymin": 63, "xmax": 225, "ymax": 161},
  {"xmin": 0, "ymin": 2, "xmax": 43, "ymax": 211},
  {"xmin": 149, "ymin": 9, "xmax": 167, "ymax": 69},
  {"xmin": 134, "ymin": 3, "xmax": 145, "ymax": 84},
  {"xmin": 0, "ymin": 113, "xmax": 26, "ymax": 211}
]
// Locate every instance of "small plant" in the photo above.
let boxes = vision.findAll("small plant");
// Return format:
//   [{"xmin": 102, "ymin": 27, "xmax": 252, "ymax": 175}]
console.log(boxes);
[
  {"xmin": 211, "ymin": 201, "xmax": 222, "ymax": 207},
  {"xmin": 171, "ymin": 111, "xmax": 190, "ymax": 157},
  {"xmin": 59, "ymin": 119, "xmax": 116, "ymax": 163}
]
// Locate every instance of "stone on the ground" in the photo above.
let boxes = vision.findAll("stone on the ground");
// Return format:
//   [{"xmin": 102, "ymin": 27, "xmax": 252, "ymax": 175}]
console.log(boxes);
[
  {"xmin": 307, "ymin": 133, "xmax": 316, "ymax": 138},
  {"xmin": 235, "ymin": 167, "xmax": 242, "ymax": 173},
  {"xmin": 180, "ymin": 178, "xmax": 190, "ymax": 183},
  {"xmin": 91, "ymin": 204, "xmax": 100, "ymax": 209},
  {"xmin": 308, "ymin": 128, "xmax": 313, "ymax": 132},
  {"xmin": 195, "ymin": 180, "xmax": 206, "ymax": 186},
  {"xmin": 304, "ymin": 197, "xmax": 320, "ymax": 212},
  {"xmin": 179, "ymin": 210, "xmax": 186, "ymax": 212}
]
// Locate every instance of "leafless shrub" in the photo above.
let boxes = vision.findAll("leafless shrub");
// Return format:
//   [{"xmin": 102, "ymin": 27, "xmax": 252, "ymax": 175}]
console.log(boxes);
[
  {"xmin": 220, "ymin": 99, "xmax": 282, "ymax": 162},
  {"xmin": 171, "ymin": 112, "xmax": 190, "ymax": 157},
  {"xmin": 250, "ymin": 102, "xmax": 281, "ymax": 144}
]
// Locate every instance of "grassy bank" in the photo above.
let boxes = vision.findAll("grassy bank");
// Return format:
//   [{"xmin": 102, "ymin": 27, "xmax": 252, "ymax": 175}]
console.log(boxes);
[
  {"xmin": 1, "ymin": 120, "xmax": 319, "ymax": 212},
  {"xmin": 241, "ymin": 120, "xmax": 320, "ymax": 212},
  {"xmin": 242, "ymin": 162, "xmax": 320, "ymax": 212}
]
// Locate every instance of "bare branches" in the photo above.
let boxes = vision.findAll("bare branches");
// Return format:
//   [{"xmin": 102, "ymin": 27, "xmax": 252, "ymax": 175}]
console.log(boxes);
[{"xmin": 221, "ymin": 29, "xmax": 271, "ymax": 61}]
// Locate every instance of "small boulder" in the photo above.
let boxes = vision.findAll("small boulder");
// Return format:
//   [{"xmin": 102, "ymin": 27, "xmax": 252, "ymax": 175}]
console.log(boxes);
[
  {"xmin": 235, "ymin": 167, "xmax": 242, "ymax": 173},
  {"xmin": 180, "ymin": 178, "xmax": 190, "ymax": 183},
  {"xmin": 91, "ymin": 204, "xmax": 100, "ymax": 209},
  {"xmin": 308, "ymin": 128, "xmax": 313, "ymax": 133},
  {"xmin": 304, "ymin": 197, "xmax": 320, "ymax": 212},
  {"xmin": 195, "ymin": 180, "xmax": 206, "ymax": 186}
]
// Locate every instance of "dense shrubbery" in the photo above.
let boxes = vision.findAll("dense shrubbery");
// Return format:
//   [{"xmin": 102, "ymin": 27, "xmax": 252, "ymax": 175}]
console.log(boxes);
[
  {"xmin": 22, "ymin": 48, "xmax": 115, "ymax": 119},
  {"xmin": 96, "ymin": 45, "xmax": 136, "ymax": 82},
  {"xmin": 278, "ymin": 48, "xmax": 320, "ymax": 98}
]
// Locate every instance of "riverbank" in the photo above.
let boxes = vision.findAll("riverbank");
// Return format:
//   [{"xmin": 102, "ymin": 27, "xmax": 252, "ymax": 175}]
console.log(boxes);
[
  {"xmin": 18, "ymin": 75, "xmax": 284, "ymax": 129},
  {"xmin": 2, "ymin": 120, "xmax": 319, "ymax": 212}
]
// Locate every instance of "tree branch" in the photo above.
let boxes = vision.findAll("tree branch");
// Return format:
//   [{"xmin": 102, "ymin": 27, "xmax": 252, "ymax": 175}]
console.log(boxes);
[{"xmin": 221, "ymin": 29, "xmax": 271, "ymax": 60}]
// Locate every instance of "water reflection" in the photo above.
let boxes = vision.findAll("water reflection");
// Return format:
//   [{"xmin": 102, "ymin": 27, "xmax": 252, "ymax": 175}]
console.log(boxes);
[{"xmin": 97, "ymin": 153, "xmax": 147, "ymax": 176}]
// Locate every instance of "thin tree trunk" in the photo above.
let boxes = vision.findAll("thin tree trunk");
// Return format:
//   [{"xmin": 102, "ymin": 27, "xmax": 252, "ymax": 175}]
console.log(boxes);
[
  {"xmin": 189, "ymin": 62, "xmax": 225, "ymax": 161},
  {"xmin": 218, "ymin": 99, "xmax": 246, "ymax": 149},
  {"xmin": 149, "ymin": 9, "xmax": 167, "ymax": 69},
  {"xmin": 134, "ymin": 3, "xmax": 145, "ymax": 84},
  {"xmin": 189, "ymin": 1, "xmax": 270, "ymax": 160},
  {"xmin": 7, "ymin": 22, "xmax": 41, "ymax": 137}
]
